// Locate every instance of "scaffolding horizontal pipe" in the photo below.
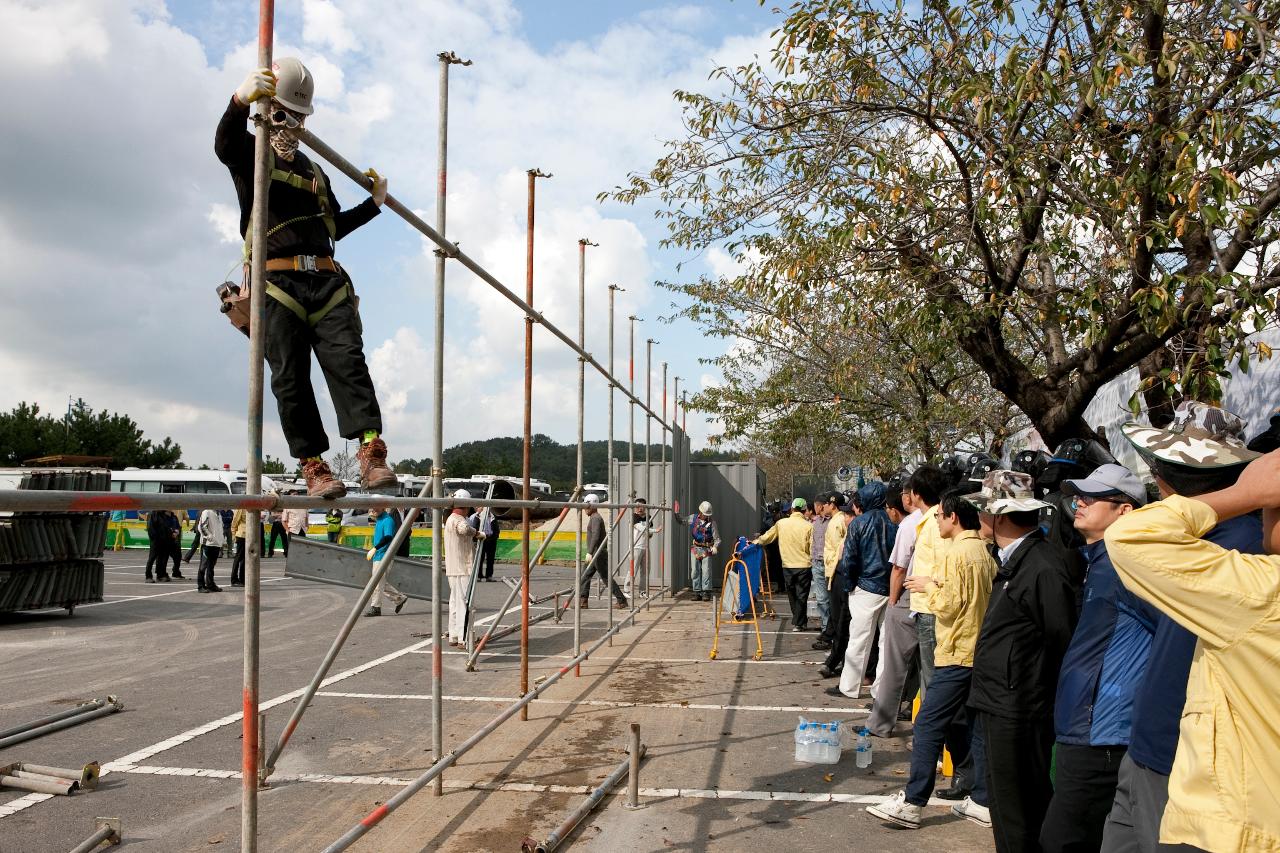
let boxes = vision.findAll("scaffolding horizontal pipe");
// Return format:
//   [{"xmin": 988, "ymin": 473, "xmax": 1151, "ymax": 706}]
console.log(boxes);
[
  {"xmin": 319, "ymin": 589, "xmax": 663, "ymax": 853},
  {"xmin": 295, "ymin": 128, "xmax": 673, "ymax": 430},
  {"xmin": 523, "ymin": 743, "xmax": 646, "ymax": 853},
  {"xmin": 0, "ymin": 491, "xmax": 670, "ymax": 515}
]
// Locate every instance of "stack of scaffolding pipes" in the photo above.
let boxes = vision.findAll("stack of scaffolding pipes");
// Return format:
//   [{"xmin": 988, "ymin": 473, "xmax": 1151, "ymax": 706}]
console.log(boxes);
[
  {"xmin": 0, "ymin": 697, "xmax": 122, "ymax": 751},
  {"xmin": 0, "ymin": 491, "xmax": 669, "ymax": 514},
  {"xmin": 318, "ymin": 588, "xmax": 663, "ymax": 853},
  {"xmin": 240, "ymin": 2, "xmax": 275, "ymax": 846},
  {"xmin": 294, "ymin": 128, "xmax": 672, "ymax": 431}
]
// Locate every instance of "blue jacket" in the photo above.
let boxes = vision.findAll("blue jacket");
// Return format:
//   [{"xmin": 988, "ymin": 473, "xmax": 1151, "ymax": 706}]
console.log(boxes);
[
  {"xmin": 1124, "ymin": 513, "xmax": 1263, "ymax": 775},
  {"xmin": 1054, "ymin": 539, "xmax": 1153, "ymax": 746},
  {"xmin": 836, "ymin": 482, "xmax": 894, "ymax": 596},
  {"xmin": 372, "ymin": 511, "xmax": 398, "ymax": 562}
]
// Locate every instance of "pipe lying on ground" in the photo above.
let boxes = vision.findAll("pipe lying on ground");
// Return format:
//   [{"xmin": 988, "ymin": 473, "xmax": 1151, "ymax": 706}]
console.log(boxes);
[
  {"xmin": 318, "ymin": 589, "xmax": 663, "ymax": 853},
  {"xmin": 0, "ymin": 773, "xmax": 76, "ymax": 795},
  {"xmin": 67, "ymin": 817, "xmax": 121, "ymax": 852},
  {"xmin": 0, "ymin": 700, "xmax": 107, "ymax": 741},
  {"xmin": 21, "ymin": 763, "xmax": 99, "ymax": 791},
  {"xmin": 0, "ymin": 698, "xmax": 122, "ymax": 751},
  {"xmin": 522, "ymin": 742, "xmax": 647, "ymax": 853}
]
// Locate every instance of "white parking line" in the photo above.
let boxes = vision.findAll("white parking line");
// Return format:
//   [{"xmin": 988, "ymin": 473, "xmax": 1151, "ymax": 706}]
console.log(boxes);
[
  {"xmin": 77, "ymin": 577, "xmax": 289, "ymax": 609},
  {"xmin": 104, "ymin": 764, "xmax": 937, "ymax": 806},
  {"xmin": 314, "ymin": 690, "xmax": 868, "ymax": 716},
  {"xmin": 410, "ymin": 649, "xmax": 814, "ymax": 667}
]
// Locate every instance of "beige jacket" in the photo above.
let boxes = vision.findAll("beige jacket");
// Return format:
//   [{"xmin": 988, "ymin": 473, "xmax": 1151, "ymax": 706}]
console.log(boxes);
[
  {"xmin": 1106, "ymin": 496, "xmax": 1280, "ymax": 853},
  {"xmin": 444, "ymin": 511, "xmax": 481, "ymax": 578},
  {"xmin": 756, "ymin": 511, "xmax": 812, "ymax": 569}
]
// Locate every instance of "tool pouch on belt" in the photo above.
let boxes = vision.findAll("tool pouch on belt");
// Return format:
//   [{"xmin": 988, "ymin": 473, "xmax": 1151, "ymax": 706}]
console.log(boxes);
[{"xmin": 216, "ymin": 270, "xmax": 252, "ymax": 338}]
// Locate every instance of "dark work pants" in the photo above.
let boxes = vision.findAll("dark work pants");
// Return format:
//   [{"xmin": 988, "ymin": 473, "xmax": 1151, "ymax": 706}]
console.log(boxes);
[
  {"xmin": 263, "ymin": 271, "xmax": 382, "ymax": 459},
  {"xmin": 820, "ymin": 572, "xmax": 847, "ymax": 643},
  {"xmin": 1041, "ymin": 743, "xmax": 1127, "ymax": 853},
  {"xmin": 231, "ymin": 537, "xmax": 246, "ymax": 585},
  {"xmin": 580, "ymin": 548, "xmax": 627, "ymax": 606},
  {"xmin": 327, "ymin": 531, "xmax": 340, "ymax": 543},
  {"xmin": 783, "ymin": 567, "xmax": 811, "ymax": 629},
  {"xmin": 146, "ymin": 542, "xmax": 162, "ymax": 578},
  {"xmin": 198, "ymin": 545, "xmax": 222, "ymax": 590},
  {"xmin": 161, "ymin": 540, "xmax": 181, "ymax": 576},
  {"xmin": 481, "ymin": 535, "xmax": 497, "ymax": 579},
  {"xmin": 976, "ymin": 710, "xmax": 1056, "ymax": 853},
  {"xmin": 823, "ymin": 574, "xmax": 850, "ymax": 671},
  {"xmin": 906, "ymin": 666, "xmax": 984, "ymax": 805},
  {"xmin": 268, "ymin": 522, "xmax": 288, "ymax": 557}
]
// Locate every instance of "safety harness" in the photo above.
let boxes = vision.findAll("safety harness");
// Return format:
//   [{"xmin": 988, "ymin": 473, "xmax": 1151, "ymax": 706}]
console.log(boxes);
[{"xmin": 242, "ymin": 151, "xmax": 352, "ymax": 328}]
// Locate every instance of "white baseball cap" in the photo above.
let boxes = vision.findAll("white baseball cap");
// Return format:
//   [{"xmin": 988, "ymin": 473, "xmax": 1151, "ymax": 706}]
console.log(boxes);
[{"xmin": 583, "ymin": 494, "xmax": 601, "ymax": 504}]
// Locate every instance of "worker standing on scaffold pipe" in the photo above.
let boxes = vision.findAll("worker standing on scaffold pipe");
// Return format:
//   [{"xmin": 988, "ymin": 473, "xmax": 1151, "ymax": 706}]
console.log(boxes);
[{"xmin": 215, "ymin": 59, "xmax": 397, "ymax": 499}]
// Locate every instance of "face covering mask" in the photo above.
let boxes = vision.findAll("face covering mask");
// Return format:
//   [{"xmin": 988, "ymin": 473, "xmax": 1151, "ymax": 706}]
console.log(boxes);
[{"xmin": 268, "ymin": 105, "xmax": 303, "ymax": 159}]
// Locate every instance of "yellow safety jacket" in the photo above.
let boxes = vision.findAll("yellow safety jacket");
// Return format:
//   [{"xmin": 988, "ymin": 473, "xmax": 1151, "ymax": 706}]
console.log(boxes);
[{"xmin": 756, "ymin": 511, "xmax": 812, "ymax": 569}]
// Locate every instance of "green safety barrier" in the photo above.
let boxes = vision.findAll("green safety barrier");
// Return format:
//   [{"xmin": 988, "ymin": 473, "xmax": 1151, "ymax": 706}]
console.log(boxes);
[{"xmin": 105, "ymin": 523, "xmax": 584, "ymax": 563}]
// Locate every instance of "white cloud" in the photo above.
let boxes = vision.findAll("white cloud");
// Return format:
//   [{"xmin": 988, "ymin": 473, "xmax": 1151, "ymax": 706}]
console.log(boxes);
[
  {"xmin": 302, "ymin": 0, "xmax": 357, "ymax": 55},
  {"xmin": 207, "ymin": 203, "xmax": 240, "ymax": 244}
]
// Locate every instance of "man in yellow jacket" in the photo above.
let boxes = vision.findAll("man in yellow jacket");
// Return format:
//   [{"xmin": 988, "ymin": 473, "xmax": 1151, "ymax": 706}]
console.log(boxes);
[
  {"xmin": 1104, "ymin": 447, "xmax": 1280, "ymax": 853},
  {"xmin": 868, "ymin": 487, "xmax": 999, "ymax": 830},
  {"xmin": 755, "ymin": 498, "xmax": 813, "ymax": 631}
]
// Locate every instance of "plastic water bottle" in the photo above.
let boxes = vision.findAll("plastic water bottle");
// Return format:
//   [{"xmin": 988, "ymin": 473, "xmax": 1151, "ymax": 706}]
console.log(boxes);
[
  {"xmin": 794, "ymin": 721, "xmax": 812, "ymax": 762},
  {"xmin": 855, "ymin": 726, "xmax": 873, "ymax": 768},
  {"xmin": 820, "ymin": 722, "xmax": 841, "ymax": 764}
]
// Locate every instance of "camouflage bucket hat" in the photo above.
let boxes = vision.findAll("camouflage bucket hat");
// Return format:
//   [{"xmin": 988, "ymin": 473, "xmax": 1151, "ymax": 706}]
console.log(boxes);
[
  {"xmin": 961, "ymin": 469, "xmax": 1050, "ymax": 515},
  {"xmin": 1121, "ymin": 402, "xmax": 1261, "ymax": 469}
]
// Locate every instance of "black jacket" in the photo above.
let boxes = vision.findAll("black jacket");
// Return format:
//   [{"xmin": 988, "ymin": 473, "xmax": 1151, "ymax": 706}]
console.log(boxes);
[{"xmin": 969, "ymin": 531, "xmax": 1083, "ymax": 720}]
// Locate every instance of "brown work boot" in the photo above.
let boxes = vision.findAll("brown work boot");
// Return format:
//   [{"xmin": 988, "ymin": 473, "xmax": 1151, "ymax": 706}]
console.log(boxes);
[
  {"xmin": 356, "ymin": 437, "xmax": 398, "ymax": 493},
  {"xmin": 302, "ymin": 458, "xmax": 347, "ymax": 500}
]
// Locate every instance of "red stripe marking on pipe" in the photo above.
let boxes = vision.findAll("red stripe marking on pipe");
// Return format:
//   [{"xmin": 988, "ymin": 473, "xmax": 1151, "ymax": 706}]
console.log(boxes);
[
  {"xmin": 281, "ymin": 717, "xmax": 298, "ymax": 743},
  {"xmin": 241, "ymin": 689, "xmax": 258, "ymax": 778},
  {"xmin": 69, "ymin": 495, "xmax": 140, "ymax": 512},
  {"xmin": 361, "ymin": 804, "xmax": 390, "ymax": 827}
]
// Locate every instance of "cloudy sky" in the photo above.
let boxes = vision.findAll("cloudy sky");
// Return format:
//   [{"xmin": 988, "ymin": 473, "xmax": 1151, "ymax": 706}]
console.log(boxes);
[{"xmin": 0, "ymin": 0, "xmax": 775, "ymax": 468}]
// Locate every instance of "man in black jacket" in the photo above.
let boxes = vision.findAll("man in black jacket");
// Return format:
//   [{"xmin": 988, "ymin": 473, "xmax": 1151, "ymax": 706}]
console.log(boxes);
[
  {"xmin": 216, "ymin": 59, "xmax": 397, "ymax": 499},
  {"xmin": 964, "ymin": 470, "xmax": 1084, "ymax": 852}
]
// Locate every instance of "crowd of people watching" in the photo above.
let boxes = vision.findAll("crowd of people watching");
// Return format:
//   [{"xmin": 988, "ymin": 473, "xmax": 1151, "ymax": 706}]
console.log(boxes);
[{"xmin": 750, "ymin": 401, "xmax": 1279, "ymax": 853}]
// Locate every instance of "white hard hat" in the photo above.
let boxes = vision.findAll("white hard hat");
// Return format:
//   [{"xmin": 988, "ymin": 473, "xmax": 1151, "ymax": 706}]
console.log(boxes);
[
  {"xmin": 699, "ymin": 501, "xmax": 713, "ymax": 515},
  {"xmin": 583, "ymin": 494, "xmax": 601, "ymax": 504},
  {"xmin": 452, "ymin": 489, "xmax": 471, "ymax": 499},
  {"xmin": 272, "ymin": 57, "xmax": 315, "ymax": 115}
]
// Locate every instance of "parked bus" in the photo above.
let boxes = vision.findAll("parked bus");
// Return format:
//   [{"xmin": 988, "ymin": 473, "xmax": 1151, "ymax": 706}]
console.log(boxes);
[{"xmin": 109, "ymin": 468, "xmax": 277, "ymax": 520}]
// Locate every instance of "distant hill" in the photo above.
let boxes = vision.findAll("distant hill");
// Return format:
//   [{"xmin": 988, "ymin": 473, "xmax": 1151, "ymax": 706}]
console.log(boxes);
[{"xmin": 394, "ymin": 436, "xmax": 745, "ymax": 490}]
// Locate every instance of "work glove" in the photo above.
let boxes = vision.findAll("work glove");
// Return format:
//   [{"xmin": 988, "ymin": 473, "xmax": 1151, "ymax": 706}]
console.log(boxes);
[
  {"xmin": 366, "ymin": 548, "xmax": 376, "ymax": 561},
  {"xmin": 235, "ymin": 68, "xmax": 276, "ymax": 106},
  {"xmin": 365, "ymin": 167, "xmax": 389, "ymax": 206},
  {"xmin": 711, "ymin": 547, "xmax": 718, "ymax": 556}
]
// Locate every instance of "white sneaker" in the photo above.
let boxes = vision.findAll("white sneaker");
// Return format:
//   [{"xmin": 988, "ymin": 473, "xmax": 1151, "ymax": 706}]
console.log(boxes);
[
  {"xmin": 866, "ymin": 790, "xmax": 921, "ymax": 829},
  {"xmin": 951, "ymin": 796, "xmax": 991, "ymax": 828}
]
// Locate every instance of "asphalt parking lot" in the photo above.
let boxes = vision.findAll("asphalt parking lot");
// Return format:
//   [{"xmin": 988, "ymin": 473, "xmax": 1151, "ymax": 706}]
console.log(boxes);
[{"xmin": 0, "ymin": 550, "xmax": 994, "ymax": 852}]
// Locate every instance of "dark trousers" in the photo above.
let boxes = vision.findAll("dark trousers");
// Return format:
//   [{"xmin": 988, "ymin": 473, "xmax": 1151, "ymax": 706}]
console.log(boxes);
[
  {"xmin": 149, "ymin": 539, "xmax": 180, "ymax": 578},
  {"xmin": 263, "ymin": 271, "xmax": 382, "ymax": 459},
  {"xmin": 198, "ymin": 545, "xmax": 222, "ymax": 590},
  {"xmin": 820, "ymin": 572, "xmax": 848, "ymax": 644},
  {"xmin": 906, "ymin": 666, "xmax": 984, "ymax": 805},
  {"xmin": 231, "ymin": 537, "xmax": 247, "ymax": 585},
  {"xmin": 268, "ymin": 522, "xmax": 288, "ymax": 557},
  {"xmin": 783, "ymin": 566, "xmax": 811, "ymax": 629},
  {"xmin": 975, "ymin": 710, "xmax": 1056, "ymax": 853},
  {"xmin": 580, "ymin": 548, "xmax": 627, "ymax": 606},
  {"xmin": 145, "ymin": 542, "xmax": 162, "ymax": 578},
  {"xmin": 916, "ymin": 613, "xmax": 937, "ymax": 698},
  {"xmin": 1041, "ymin": 744, "xmax": 1127, "ymax": 853},
  {"xmin": 327, "ymin": 531, "xmax": 340, "ymax": 543},
  {"xmin": 480, "ymin": 535, "xmax": 498, "ymax": 579},
  {"xmin": 823, "ymin": 574, "xmax": 850, "ymax": 671}
]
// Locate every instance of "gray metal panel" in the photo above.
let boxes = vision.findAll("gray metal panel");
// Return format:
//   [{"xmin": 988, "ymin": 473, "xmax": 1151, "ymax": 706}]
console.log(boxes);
[
  {"xmin": 609, "ymin": 442, "xmax": 762, "ymax": 593},
  {"xmin": 689, "ymin": 461, "xmax": 765, "ymax": 590},
  {"xmin": 286, "ymin": 536, "xmax": 434, "ymax": 600}
]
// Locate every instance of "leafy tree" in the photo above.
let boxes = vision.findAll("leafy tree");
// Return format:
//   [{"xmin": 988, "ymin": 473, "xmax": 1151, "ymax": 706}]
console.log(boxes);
[
  {"xmin": 393, "ymin": 457, "xmax": 433, "ymax": 475},
  {"xmin": 263, "ymin": 455, "xmax": 287, "ymax": 475},
  {"xmin": 0, "ymin": 400, "xmax": 182, "ymax": 468},
  {"xmin": 609, "ymin": 0, "xmax": 1280, "ymax": 445}
]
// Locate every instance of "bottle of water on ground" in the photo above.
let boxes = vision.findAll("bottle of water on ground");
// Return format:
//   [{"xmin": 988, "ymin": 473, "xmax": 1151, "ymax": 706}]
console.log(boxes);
[{"xmin": 855, "ymin": 726, "xmax": 873, "ymax": 768}]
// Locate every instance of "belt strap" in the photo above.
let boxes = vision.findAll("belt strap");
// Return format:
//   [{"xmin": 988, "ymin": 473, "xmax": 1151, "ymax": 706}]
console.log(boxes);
[
  {"xmin": 263, "ymin": 281, "xmax": 354, "ymax": 328},
  {"xmin": 263, "ymin": 255, "xmax": 338, "ymax": 273}
]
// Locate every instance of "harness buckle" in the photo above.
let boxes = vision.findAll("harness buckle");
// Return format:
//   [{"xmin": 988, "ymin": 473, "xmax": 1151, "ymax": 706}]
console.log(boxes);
[{"xmin": 297, "ymin": 255, "xmax": 317, "ymax": 272}]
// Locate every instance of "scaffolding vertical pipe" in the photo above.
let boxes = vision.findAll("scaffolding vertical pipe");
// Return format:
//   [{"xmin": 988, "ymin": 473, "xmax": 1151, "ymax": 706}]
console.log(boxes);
[
  {"xmin": 241, "ymin": 3, "xmax": 274, "ymax": 849},
  {"xmin": 522, "ymin": 169, "xmax": 549, "ymax": 720},
  {"xmin": 575, "ymin": 239, "xmax": 594, "ymax": 675},
  {"xmin": 660, "ymin": 361, "xmax": 668, "ymax": 599},
  {"xmin": 682, "ymin": 390, "xmax": 688, "ymax": 432},
  {"xmin": 607, "ymin": 285, "xmax": 622, "ymax": 645},
  {"xmin": 644, "ymin": 338, "xmax": 654, "ymax": 606},
  {"xmin": 627, "ymin": 316, "xmax": 638, "ymax": 612},
  {"xmin": 431, "ymin": 50, "xmax": 467, "ymax": 796}
]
